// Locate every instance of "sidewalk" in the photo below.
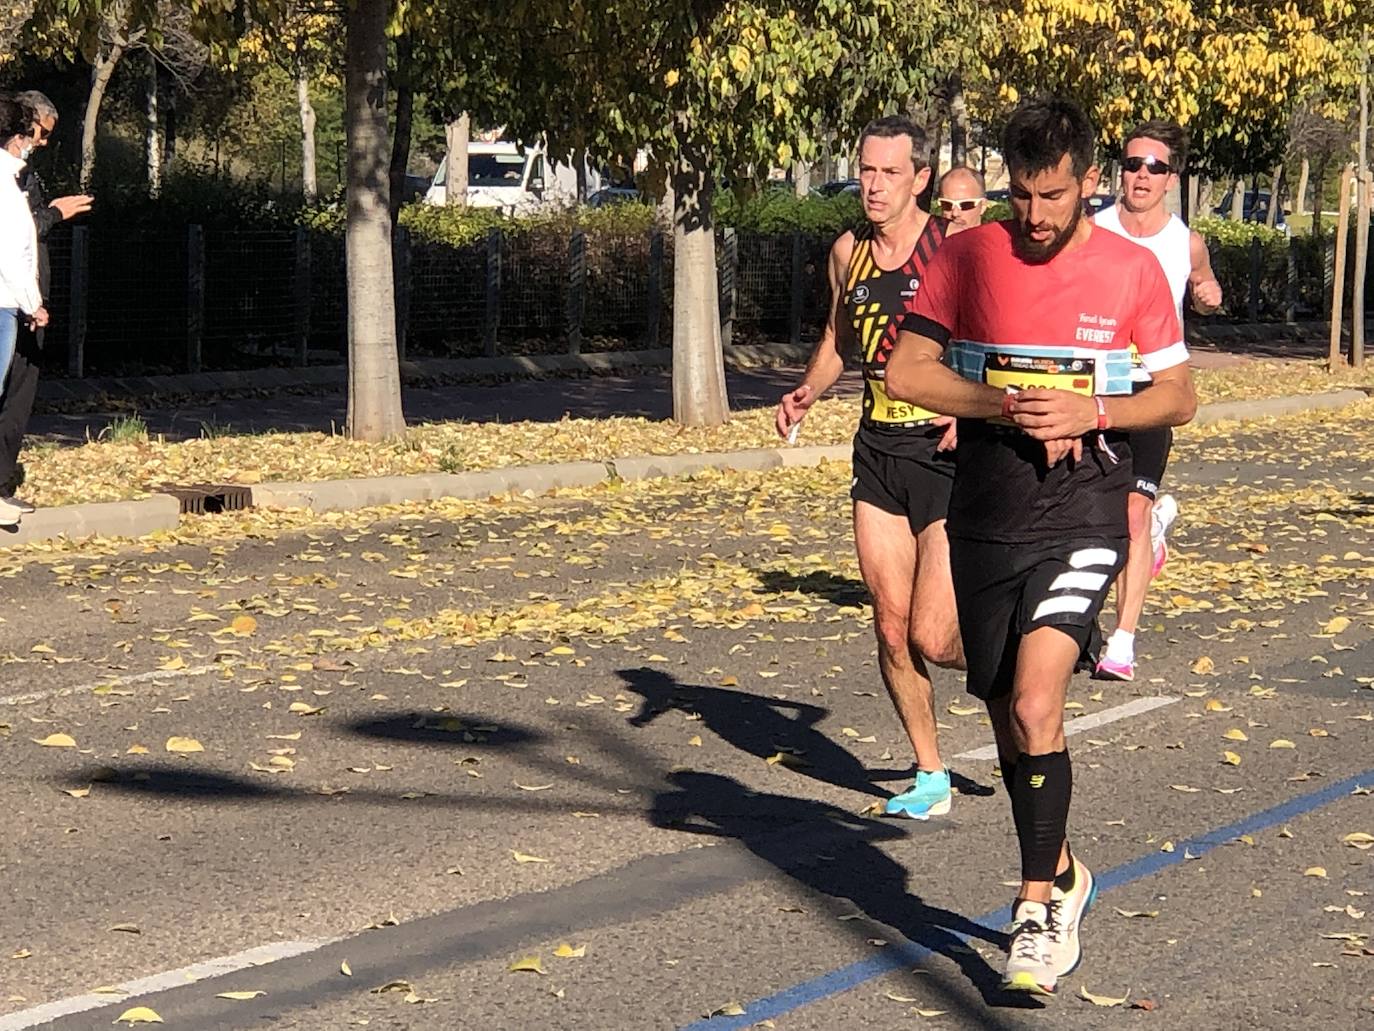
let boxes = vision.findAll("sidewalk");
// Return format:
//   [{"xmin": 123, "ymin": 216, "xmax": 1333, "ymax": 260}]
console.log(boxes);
[{"xmin": 28, "ymin": 340, "xmax": 1273, "ymax": 447}]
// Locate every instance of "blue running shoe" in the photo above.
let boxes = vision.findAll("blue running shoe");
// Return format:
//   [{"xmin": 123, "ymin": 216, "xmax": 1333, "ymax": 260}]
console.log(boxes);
[{"xmin": 884, "ymin": 767, "xmax": 952, "ymax": 819}]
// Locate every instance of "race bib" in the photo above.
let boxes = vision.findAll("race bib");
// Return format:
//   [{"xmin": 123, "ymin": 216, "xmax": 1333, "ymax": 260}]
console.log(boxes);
[
  {"xmin": 947, "ymin": 340, "xmax": 1135, "ymax": 397},
  {"xmin": 865, "ymin": 375, "xmax": 937, "ymax": 424}
]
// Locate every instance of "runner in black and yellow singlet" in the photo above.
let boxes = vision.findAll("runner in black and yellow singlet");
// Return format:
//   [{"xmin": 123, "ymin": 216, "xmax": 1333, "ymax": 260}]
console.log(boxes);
[
  {"xmin": 846, "ymin": 213, "xmax": 954, "ymax": 537},
  {"xmin": 775, "ymin": 116, "xmax": 967, "ymax": 822}
]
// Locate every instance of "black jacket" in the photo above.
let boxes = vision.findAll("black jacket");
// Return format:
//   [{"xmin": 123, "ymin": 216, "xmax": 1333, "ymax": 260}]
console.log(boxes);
[{"xmin": 17, "ymin": 166, "xmax": 58, "ymax": 294}]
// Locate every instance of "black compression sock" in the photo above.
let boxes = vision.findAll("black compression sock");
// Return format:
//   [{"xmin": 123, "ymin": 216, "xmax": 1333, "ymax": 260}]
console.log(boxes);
[
  {"xmin": 1009, "ymin": 750, "xmax": 1073, "ymax": 883},
  {"xmin": 1053, "ymin": 847, "xmax": 1076, "ymax": 892}
]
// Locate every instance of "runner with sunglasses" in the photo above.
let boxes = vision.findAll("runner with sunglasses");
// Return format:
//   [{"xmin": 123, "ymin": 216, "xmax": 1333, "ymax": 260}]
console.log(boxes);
[
  {"xmin": 1091, "ymin": 120, "xmax": 1222, "ymax": 682},
  {"xmin": 776, "ymin": 116, "xmax": 962, "ymax": 821},
  {"xmin": 936, "ymin": 166, "xmax": 987, "ymax": 235}
]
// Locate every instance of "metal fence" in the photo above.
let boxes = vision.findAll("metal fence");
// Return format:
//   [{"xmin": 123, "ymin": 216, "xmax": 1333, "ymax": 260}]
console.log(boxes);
[{"xmin": 34, "ymin": 223, "xmax": 1374, "ymax": 379}]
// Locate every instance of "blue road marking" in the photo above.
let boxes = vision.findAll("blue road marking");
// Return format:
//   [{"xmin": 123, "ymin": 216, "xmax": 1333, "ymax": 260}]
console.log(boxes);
[{"xmin": 680, "ymin": 766, "xmax": 1374, "ymax": 1029}]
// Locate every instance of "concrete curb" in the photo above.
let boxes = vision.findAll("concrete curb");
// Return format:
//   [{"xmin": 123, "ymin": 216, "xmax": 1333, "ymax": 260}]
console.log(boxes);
[
  {"xmin": 2, "ymin": 389, "xmax": 1367, "ymax": 549},
  {"xmin": 1193, "ymin": 388, "xmax": 1369, "ymax": 425},
  {"xmin": 0, "ymin": 495, "xmax": 181, "ymax": 547}
]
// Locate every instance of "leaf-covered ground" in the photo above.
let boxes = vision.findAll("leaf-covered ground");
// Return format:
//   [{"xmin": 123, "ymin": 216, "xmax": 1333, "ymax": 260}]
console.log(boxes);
[
  {"xmin": 12, "ymin": 359, "xmax": 1374, "ymax": 509},
  {"xmin": 0, "ymin": 400, "xmax": 1371, "ymax": 1028}
]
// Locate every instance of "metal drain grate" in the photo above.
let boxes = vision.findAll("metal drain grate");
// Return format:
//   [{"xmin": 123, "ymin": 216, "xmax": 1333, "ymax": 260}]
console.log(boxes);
[{"xmin": 158, "ymin": 483, "xmax": 255, "ymax": 515}]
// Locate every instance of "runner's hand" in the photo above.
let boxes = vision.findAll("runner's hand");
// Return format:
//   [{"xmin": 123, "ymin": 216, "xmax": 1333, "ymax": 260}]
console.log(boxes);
[
  {"xmin": 50, "ymin": 195, "xmax": 94, "ymax": 220},
  {"xmin": 1008, "ymin": 388, "xmax": 1095, "ymax": 441},
  {"xmin": 776, "ymin": 384, "xmax": 814, "ymax": 439},
  {"xmin": 1193, "ymin": 277, "xmax": 1222, "ymax": 310},
  {"xmin": 28, "ymin": 306, "xmax": 48, "ymax": 329},
  {"xmin": 933, "ymin": 415, "xmax": 957, "ymax": 451},
  {"xmin": 1043, "ymin": 437, "xmax": 1082, "ymax": 467}
]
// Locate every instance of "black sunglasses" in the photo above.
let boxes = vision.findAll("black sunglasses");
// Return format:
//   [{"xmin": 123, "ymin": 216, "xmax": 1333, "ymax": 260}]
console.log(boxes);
[{"xmin": 1122, "ymin": 155, "xmax": 1173, "ymax": 176}]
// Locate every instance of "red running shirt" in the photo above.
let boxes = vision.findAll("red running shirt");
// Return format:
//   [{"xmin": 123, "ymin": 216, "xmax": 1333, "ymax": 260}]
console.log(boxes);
[{"xmin": 901, "ymin": 220, "xmax": 1187, "ymax": 542}]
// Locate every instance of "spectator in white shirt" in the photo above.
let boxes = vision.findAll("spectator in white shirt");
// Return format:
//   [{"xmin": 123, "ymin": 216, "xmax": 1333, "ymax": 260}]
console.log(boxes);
[
  {"xmin": 0, "ymin": 95, "xmax": 46, "ymax": 528},
  {"xmin": 0, "ymin": 96, "xmax": 46, "ymax": 381}
]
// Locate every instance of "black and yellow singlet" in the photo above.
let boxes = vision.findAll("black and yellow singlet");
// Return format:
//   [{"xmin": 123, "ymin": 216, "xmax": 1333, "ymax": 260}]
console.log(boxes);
[{"xmin": 845, "ymin": 215, "xmax": 947, "ymax": 455}]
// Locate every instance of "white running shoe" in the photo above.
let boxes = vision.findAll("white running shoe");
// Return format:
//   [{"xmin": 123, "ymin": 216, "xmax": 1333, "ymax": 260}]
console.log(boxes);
[
  {"xmin": 2, "ymin": 495, "xmax": 34, "ymax": 514},
  {"xmin": 1150, "ymin": 494, "xmax": 1178, "ymax": 577},
  {"xmin": 1003, "ymin": 900, "xmax": 1058, "ymax": 995},
  {"xmin": 1046, "ymin": 855, "xmax": 1096, "ymax": 980},
  {"xmin": 0, "ymin": 497, "xmax": 23, "ymax": 528}
]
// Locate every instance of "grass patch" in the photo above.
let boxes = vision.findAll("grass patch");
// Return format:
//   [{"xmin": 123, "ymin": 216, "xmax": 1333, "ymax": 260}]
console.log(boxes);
[{"xmin": 101, "ymin": 414, "xmax": 148, "ymax": 444}]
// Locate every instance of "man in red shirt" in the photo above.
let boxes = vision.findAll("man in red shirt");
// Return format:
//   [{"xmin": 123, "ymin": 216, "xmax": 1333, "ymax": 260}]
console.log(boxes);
[{"xmin": 886, "ymin": 98, "xmax": 1196, "ymax": 996}]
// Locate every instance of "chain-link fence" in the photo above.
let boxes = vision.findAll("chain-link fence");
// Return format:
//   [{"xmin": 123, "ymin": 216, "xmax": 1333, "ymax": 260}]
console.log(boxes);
[{"xmin": 33, "ymin": 222, "xmax": 1374, "ymax": 380}]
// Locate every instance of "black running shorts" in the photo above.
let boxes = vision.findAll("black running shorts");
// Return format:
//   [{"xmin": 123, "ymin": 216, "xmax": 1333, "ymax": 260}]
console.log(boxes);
[
  {"xmin": 850, "ymin": 427, "xmax": 955, "ymax": 535},
  {"xmin": 949, "ymin": 535, "xmax": 1127, "ymax": 700},
  {"xmin": 1128, "ymin": 427, "xmax": 1172, "ymax": 500}
]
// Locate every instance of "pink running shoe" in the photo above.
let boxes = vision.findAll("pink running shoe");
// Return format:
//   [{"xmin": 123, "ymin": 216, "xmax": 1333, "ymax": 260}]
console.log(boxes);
[
  {"xmin": 1094, "ymin": 657, "xmax": 1134, "ymax": 682},
  {"xmin": 1150, "ymin": 494, "xmax": 1178, "ymax": 579}
]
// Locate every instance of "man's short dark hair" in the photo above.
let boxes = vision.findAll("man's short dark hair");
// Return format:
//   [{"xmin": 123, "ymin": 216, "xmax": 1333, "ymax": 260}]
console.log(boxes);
[
  {"xmin": 0, "ymin": 95, "xmax": 32, "ymax": 146},
  {"xmin": 858, "ymin": 116, "xmax": 929, "ymax": 173},
  {"xmin": 1002, "ymin": 97, "xmax": 1096, "ymax": 180},
  {"xmin": 1124, "ymin": 120, "xmax": 1187, "ymax": 171}
]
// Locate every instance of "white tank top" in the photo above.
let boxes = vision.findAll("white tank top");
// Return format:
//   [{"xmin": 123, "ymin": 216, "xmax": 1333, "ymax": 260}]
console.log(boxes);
[{"xmin": 1093, "ymin": 205, "xmax": 1191, "ymax": 325}]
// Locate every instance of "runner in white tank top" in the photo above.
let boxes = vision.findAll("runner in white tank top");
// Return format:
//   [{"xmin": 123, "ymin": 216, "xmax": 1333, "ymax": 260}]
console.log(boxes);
[{"xmin": 1090, "ymin": 120, "xmax": 1223, "ymax": 682}]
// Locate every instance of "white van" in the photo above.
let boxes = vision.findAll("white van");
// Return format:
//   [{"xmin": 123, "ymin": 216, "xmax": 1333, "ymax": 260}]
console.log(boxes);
[{"xmin": 423, "ymin": 141, "xmax": 598, "ymax": 212}]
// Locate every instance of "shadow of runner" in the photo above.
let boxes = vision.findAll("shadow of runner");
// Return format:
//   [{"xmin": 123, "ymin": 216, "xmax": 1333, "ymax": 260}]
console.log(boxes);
[
  {"xmin": 651, "ymin": 769, "xmax": 1034, "ymax": 1016},
  {"xmin": 754, "ymin": 568, "xmax": 869, "ymax": 609},
  {"xmin": 621, "ymin": 666, "xmax": 887, "ymax": 799}
]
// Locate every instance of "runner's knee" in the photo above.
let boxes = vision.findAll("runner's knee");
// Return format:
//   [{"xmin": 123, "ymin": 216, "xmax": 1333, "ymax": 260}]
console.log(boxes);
[
  {"xmin": 912, "ymin": 619, "xmax": 961, "ymax": 667},
  {"xmin": 1127, "ymin": 494, "xmax": 1153, "ymax": 539},
  {"xmin": 1011, "ymin": 690, "xmax": 1062, "ymax": 749},
  {"xmin": 873, "ymin": 609, "xmax": 913, "ymax": 661}
]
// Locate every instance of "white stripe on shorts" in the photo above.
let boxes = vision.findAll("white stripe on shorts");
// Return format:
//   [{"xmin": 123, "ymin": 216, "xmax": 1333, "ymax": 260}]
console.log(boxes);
[
  {"xmin": 1031, "ymin": 594, "xmax": 1093, "ymax": 620},
  {"xmin": 1068, "ymin": 547, "xmax": 1119, "ymax": 569},
  {"xmin": 1049, "ymin": 570, "xmax": 1110, "ymax": 592}
]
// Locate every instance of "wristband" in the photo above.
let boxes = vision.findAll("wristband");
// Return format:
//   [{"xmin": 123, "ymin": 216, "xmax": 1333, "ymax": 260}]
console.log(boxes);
[{"xmin": 1095, "ymin": 395, "xmax": 1108, "ymax": 431}]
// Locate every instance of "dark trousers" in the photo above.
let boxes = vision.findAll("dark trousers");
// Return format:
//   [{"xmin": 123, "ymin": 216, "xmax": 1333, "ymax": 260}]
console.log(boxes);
[{"xmin": 0, "ymin": 325, "xmax": 41, "ymax": 490}]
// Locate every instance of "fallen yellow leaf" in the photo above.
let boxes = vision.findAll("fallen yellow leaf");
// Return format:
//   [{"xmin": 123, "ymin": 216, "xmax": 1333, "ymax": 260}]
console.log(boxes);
[
  {"xmin": 1079, "ymin": 985, "xmax": 1128, "ymax": 1007},
  {"xmin": 32, "ymin": 733, "xmax": 76, "ymax": 748},
  {"xmin": 508, "ymin": 955, "xmax": 545, "ymax": 975},
  {"xmin": 114, "ymin": 1007, "xmax": 163, "ymax": 1025},
  {"xmin": 1222, "ymin": 751, "xmax": 1242, "ymax": 766},
  {"xmin": 1305, "ymin": 866, "xmax": 1328, "ymax": 878},
  {"xmin": 1222, "ymin": 729, "xmax": 1249, "ymax": 742},
  {"xmin": 1270, "ymin": 739, "xmax": 1296, "ymax": 749},
  {"xmin": 230, "ymin": 615, "xmax": 258, "ymax": 636},
  {"xmin": 511, "ymin": 850, "xmax": 548, "ymax": 864},
  {"xmin": 553, "ymin": 943, "xmax": 586, "ymax": 958},
  {"xmin": 215, "ymin": 990, "xmax": 265, "ymax": 1000},
  {"xmin": 1191, "ymin": 656, "xmax": 1215, "ymax": 675},
  {"xmin": 165, "ymin": 736, "xmax": 203, "ymax": 753}
]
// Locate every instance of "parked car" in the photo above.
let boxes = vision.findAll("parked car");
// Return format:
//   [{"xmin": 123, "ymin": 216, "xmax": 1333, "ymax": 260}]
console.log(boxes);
[
  {"xmin": 424, "ymin": 141, "xmax": 601, "ymax": 212},
  {"xmin": 587, "ymin": 186, "xmax": 643, "ymax": 208},
  {"xmin": 1212, "ymin": 189, "xmax": 1288, "ymax": 231},
  {"xmin": 815, "ymin": 178, "xmax": 860, "ymax": 197}
]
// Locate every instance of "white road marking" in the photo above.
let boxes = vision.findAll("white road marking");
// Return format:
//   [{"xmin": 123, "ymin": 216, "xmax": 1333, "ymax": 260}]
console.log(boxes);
[
  {"xmin": 0, "ymin": 937, "xmax": 340, "ymax": 1030},
  {"xmin": 0, "ymin": 664, "xmax": 220, "ymax": 707},
  {"xmin": 953, "ymin": 695, "xmax": 1179, "ymax": 761}
]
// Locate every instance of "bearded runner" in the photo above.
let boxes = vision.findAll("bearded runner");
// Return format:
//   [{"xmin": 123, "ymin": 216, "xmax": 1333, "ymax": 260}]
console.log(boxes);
[{"xmin": 886, "ymin": 97, "xmax": 1196, "ymax": 996}]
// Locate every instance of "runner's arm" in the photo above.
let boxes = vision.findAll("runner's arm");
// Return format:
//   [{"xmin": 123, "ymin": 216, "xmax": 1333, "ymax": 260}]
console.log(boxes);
[
  {"xmin": 1187, "ymin": 230, "xmax": 1223, "ymax": 314},
  {"xmin": 886, "ymin": 329, "xmax": 1004, "ymax": 420},
  {"xmin": 1010, "ymin": 362, "xmax": 1196, "ymax": 439},
  {"xmin": 775, "ymin": 234, "xmax": 854, "ymax": 436}
]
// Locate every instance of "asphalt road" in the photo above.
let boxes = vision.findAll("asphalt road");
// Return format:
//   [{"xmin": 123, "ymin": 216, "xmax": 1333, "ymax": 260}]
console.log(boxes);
[{"xmin": 0, "ymin": 407, "xmax": 1371, "ymax": 1030}]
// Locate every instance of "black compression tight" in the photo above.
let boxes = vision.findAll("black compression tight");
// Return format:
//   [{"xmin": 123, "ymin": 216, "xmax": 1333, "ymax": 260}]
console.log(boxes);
[{"xmin": 1009, "ymin": 749, "xmax": 1072, "ymax": 882}]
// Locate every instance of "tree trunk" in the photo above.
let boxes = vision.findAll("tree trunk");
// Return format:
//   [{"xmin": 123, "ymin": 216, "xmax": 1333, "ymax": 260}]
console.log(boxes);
[
  {"xmin": 145, "ymin": 50, "xmax": 160, "ymax": 196},
  {"xmin": 671, "ymin": 142, "xmax": 729, "ymax": 426},
  {"xmin": 793, "ymin": 160, "xmax": 810, "ymax": 197},
  {"xmin": 1295, "ymin": 156, "xmax": 1310, "ymax": 217},
  {"xmin": 159, "ymin": 64, "xmax": 177, "ymax": 176},
  {"xmin": 81, "ymin": 43, "xmax": 124, "ymax": 190},
  {"xmin": 930, "ymin": 119, "xmax": 944, "ymax": 177},
  {"xmin": 1265, "ymin": 162, "xmax": 1284, "ymax": 228},
  {"xmin": 444, "ymin": 113, "xmax": 469, "ymax": 206},
  {"xmin": 388, "ymin": 33, "xmax": 414, "ymax": 224},
  {"xmin": 344, "ymin": 0, "xmax": 404, "ymax": 441},
  {"xmin": 947, "ymin": 73, "xmax": 968, "ymax": 167},
  {"xmin": 1229, "ymin": 178, "xmax": 1245, "ymax": 221},
  {"xmin": 297, "ymin": 65, "xmax": 318, "ymax": 202},
  {"xmin": 1185, "ymin": 174, "xmax": 1199, "ymax": 222}
]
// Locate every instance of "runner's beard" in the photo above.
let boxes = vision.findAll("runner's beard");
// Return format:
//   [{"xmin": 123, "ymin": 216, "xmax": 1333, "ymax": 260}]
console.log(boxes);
[{"xmin": 1013, "ymin": 200, "xmax": 1083, "ymax": 264}]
